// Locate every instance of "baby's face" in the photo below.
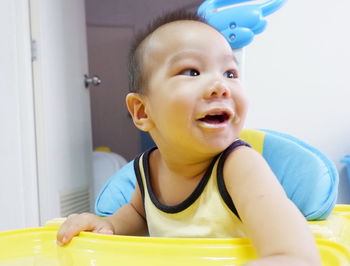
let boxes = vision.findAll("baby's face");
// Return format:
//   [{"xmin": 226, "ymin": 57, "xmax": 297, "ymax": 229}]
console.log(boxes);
[{"xmin": 142, "ymin": 21, "xmax": 248, "ymax": 155}]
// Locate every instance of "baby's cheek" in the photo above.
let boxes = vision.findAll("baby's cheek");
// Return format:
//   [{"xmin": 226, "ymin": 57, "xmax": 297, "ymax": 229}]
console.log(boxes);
[
  {"xmin": 169, "ymin": 95, "xmax": 194, "ymax": 111},
  {"xmin": 236, "ymin": 91, "xmax": 249, "ymax": 112}
]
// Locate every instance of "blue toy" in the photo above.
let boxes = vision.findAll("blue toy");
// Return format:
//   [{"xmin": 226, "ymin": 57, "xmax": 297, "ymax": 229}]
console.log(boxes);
[{"xmin": 197, "ymin": 0, "xmax": 288, "ymax": 49}]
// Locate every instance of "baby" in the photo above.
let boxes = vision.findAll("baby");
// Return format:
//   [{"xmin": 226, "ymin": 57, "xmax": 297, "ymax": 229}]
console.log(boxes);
[{"xmin": 57, "ymin": 9, "xmax": 320, "ymax": 266}]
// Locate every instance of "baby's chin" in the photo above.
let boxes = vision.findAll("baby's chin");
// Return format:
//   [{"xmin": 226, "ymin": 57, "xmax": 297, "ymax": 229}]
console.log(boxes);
[{"xmin": 199, "ymin": 135, "xmax": 238, "ymax": 152}]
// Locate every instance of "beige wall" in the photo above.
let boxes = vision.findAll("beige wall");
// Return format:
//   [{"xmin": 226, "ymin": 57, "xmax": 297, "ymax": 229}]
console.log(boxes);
[
  {"xmin": 85, "ymin": 0, "xmax": 200, "ymax": 160},
  {"xmin": 87, "ymin": 26, "xmax": 140, "ymax": 160}
]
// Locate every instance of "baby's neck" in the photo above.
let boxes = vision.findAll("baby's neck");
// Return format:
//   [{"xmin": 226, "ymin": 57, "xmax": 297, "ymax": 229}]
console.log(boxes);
[{"xmin": 151, "ymin": 148, "xmax": 214, "ymax": 180}]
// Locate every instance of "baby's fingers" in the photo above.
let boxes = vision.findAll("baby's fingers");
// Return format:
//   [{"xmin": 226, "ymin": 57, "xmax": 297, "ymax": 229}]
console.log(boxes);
[
  {"xmin": 92, "ymin": 228, "xmax": 114, "ymax": 235},
  {"xmin": 56, "ymin": 213, "xmax": 99, "ymax": 246}
]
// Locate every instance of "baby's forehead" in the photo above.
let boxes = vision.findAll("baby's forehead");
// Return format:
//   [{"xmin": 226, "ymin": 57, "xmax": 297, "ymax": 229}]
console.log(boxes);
[
  {"xmin": 138, "ymin": 20, "xmax": 237, "ymax": 82},
  {"xmin": 155, "ymin": 19, "xmax": 210, "ymax": 32},
  {"xmin": 150, "ymin": 20, "xmax": 218, "ymax": 41},
  {"xmin": 142, "ymin": 20, "xmax": 227, "ymax": 58}
]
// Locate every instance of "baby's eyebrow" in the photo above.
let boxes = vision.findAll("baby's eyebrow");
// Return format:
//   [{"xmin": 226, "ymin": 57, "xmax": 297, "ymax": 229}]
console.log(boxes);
[
  {"xmin": 211, "ymin": 53, "xmax": 239, "ymax": 67},
  {"xmin": 223, "ymin": 54, "xmax": 238, "ymax": 65},
  {"xmin": 168, "ymin": 51, "xmax": 238, "ymax": 66},
  {"xmin": 168, "ymin": 50, "xmax": 203, "ymax": 65}
]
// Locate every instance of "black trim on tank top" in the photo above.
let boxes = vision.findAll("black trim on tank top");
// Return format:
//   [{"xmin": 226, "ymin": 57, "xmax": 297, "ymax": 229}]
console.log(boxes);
[
  {"xmin": 217, "ymin": 139, "xmax": 251, "ymax": 220},
  {"xmin": 140, "ymin": 148, "xmax": 221, "ymax": 214},
  {"xmin": 134, "ymin": 154, "xmax": 144, "ymax": 200},
  {"xmin": 134, "ymin": 147, "xmax": 158, "ymax": 202}
]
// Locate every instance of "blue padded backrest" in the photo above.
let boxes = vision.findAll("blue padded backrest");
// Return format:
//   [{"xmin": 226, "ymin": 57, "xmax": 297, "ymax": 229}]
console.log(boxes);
[
  {"xmin": 95, "ymin": 161, "xmax": 136, "ymax": 216},
  {"xmin": 261, "ymin": 129, "xmax": 338, "ymax": 220}
]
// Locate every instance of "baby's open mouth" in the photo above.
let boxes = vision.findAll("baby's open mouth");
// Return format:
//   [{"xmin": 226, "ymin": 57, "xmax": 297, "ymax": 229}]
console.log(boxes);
[{"xmin": 197, "ymin": 112, "xmax": 230, "ymax": 124}]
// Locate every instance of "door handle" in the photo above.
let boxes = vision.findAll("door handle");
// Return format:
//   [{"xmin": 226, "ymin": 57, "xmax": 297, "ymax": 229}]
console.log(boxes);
[{"xmin": 84, "ymin": 74, "xmax": 101, "ymax": 88}]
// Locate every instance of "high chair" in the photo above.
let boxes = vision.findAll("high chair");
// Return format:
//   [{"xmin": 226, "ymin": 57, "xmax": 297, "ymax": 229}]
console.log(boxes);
[{"xmin": 1, "ymin": 129, "xmax": 348, "ymax": 266}]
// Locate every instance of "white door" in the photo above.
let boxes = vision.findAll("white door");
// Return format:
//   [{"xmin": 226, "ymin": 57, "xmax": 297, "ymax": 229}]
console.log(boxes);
[
  {"xmin": 30, "ymin": 0, "xmax": 94, "ymax": 224},
  {"xmin": 0, "ymin": 0, "xmax": 39, "ymax": 230}
]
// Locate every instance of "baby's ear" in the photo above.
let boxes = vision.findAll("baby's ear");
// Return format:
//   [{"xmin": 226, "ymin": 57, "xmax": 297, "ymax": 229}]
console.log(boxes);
[{"xmin": 126, "ymin": 93, "xmax": 153, "ymax": 131}]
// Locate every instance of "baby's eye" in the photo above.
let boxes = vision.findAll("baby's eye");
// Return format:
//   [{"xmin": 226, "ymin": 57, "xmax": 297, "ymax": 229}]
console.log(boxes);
[
  {"xmin": 224, "ymin": 70, "xmax": 238, "ymax": 79},
  {"xmin": 179, "ymin": 69, "xmax": 200, "ymax": 77}
]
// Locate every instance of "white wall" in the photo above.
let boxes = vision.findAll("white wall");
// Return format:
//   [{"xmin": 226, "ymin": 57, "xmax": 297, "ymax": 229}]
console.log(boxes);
[
  {"xmin": 0, "ymin": 1, "xmax": 40, "ymax": 230},
  {"xmin": 244, "ymin": 0, "xmax": 350, "ymax": 203}
]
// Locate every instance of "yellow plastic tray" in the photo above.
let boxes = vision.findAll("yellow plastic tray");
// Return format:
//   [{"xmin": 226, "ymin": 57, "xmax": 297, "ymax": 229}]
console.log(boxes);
[
  {"xmin": 0, "ymin": 227, "xmax": 349, "ymax": 266},
  {"xmin": 309, "ymin": 204, "xmax": 350, "ymax": 248},
  {"xmin": 1, "ymin": 204, "xmax": 350, "ymax": 266}
]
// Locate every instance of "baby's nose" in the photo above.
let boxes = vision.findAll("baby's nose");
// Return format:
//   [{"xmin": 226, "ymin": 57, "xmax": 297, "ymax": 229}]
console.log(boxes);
[{"xmin": 205, "ymin": 80, "xmax": 230, "ymax": 99}]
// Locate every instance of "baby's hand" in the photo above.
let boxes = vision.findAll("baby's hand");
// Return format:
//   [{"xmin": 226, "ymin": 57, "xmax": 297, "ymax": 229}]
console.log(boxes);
[{"xmin": 56, "ymin": 213, "xmax": 114, "ymax": 246}]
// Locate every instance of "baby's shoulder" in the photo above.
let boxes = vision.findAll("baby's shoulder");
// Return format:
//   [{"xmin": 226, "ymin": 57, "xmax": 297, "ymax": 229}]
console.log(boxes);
[
  {"xmin": 222, "ymin": 139, "xmax": 258, "ymax": 164},
  {"xmin": 222, "ymin": 142, "xmax": 271, "ymax": 181}
]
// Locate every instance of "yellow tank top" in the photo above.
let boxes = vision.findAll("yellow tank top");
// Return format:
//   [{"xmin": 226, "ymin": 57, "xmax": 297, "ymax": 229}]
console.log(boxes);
[{"xmin": 134, "ymin": 140, "xmax": 249, "ymax": 238}]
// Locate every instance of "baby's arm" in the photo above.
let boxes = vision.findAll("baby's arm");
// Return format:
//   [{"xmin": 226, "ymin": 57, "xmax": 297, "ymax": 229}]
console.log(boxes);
[
  {"xmin": 104, "ymin": 184, "xmax": 148, "ymax": 236},
  {"xmin": 225, "ymin": 147, "xmax": 321, "ymax": 266},
  {"xmin": 56, "ymin": 185, "xmax": 147, "ymax": 245}
]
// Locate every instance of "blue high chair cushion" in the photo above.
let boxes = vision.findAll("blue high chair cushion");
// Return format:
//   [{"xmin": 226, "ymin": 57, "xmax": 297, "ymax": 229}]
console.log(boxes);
[
  {"xmin": 260, "ymin": 129, "xmax": 338, "ymax": 220},
  {"xmin": 95, "ymin": 129, "xmax": 338, "ymax": 220},
  {"xmin": 95, "ymin": 161, "xmax": 136, "ymax": 216}
]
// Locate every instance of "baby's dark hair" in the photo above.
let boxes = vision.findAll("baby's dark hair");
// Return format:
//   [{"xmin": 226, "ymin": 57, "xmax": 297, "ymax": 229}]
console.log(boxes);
[{"xmin": 128, "ymin": 9, "xmax": 206, "ymax": 94}]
